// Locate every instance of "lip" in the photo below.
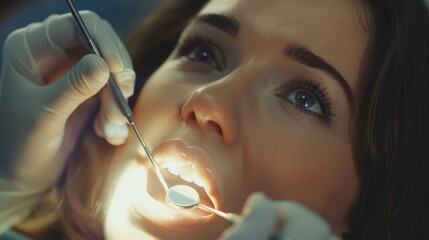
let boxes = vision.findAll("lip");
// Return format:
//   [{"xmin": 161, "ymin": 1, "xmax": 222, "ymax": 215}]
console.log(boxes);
[{"xmin": 133, "ymin": 138, "xmax": 221, "ymax": 229}]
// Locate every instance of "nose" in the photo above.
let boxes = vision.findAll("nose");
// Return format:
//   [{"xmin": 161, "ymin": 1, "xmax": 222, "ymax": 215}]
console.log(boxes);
[{"xmin": 181, "ymin": 85, "xmax": 239, "ymax": 144}]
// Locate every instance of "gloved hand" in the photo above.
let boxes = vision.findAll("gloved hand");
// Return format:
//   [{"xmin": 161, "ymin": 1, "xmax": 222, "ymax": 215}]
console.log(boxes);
[
  {"xmin": 0, "ymin": 11, "xmax": 135, "ymax": 192},
  {"xmin": 219, "ymin": 192, "xmax": 338, "ymax": 240}
]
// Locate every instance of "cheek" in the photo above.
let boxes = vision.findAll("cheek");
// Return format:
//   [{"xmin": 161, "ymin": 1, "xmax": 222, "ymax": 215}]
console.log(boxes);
[
  {"xmin": 134, "ymin": 63, "xmax": 198, "ymax": 118},
  {"xmin": 242, "ymin": 131, "xmax": 330, "ymax": 197},
  {"xmin": 136, "ymin": 70, "xmax": 179, "ymax": 112},
  {"xmin": 240, "ymin": 124, "xmax": 358, "ymax": 224},
  {"xmin": 132, "ymin": 69, "xmax": 186, "ymax": 142}
]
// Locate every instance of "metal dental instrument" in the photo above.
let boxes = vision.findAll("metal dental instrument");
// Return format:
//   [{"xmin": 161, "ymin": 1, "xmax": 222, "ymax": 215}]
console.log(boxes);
[
  {"xmin": 65, "ymin": 0, "xmax": 169, "ymax": 193},
  {"xmin": 166, "ymin": 185, "xmax": 242, "ymax": 224}
]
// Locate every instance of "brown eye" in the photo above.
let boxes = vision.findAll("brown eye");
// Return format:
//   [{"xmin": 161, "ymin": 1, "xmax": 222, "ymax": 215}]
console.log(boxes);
[
  {"xmin": 186, "ymin": 46, "xmax": 220, "ymax": 70},
  {"xmin": 176, "ymin": 34, "xmax": 225, "ymax": 71}
]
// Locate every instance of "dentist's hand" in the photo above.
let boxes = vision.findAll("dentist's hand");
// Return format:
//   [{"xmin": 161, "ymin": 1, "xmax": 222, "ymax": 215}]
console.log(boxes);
[
  {"xmin": 219, "ymin": 192, "xmax": 337, "ymax": 240},
  {"xmin": 0, "ymin": 11, "xmax": 135, "ymax": 192}
]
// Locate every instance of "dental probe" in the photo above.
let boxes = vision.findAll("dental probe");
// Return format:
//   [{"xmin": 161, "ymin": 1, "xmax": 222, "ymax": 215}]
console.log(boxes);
[
  {"xmin": 166, "ymin": 185, "xmax": 243, "ymax": 224},
  {"xmin": 65, "ymin": 0, "xmax": 169, "ymax": 193}
]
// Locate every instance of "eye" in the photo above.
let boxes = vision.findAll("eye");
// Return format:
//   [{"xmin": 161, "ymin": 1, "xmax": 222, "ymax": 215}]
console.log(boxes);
[
  {"xmin": 286, "ymin": 91, "xmax": 322, "ymax": 115},
  {"xmin": 176, "ymin": 34, "xmax": 225, "ymax": 71},
  {"xmin": 186, "ymin": 47, "xmax": 219, "ymax": 69},
  {"xmin": 276, "ymin": 80, "xmax": 334, "ymax": 122}
]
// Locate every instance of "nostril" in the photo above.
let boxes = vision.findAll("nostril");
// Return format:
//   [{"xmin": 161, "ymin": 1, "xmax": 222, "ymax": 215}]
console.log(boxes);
[
  {"xmin": 190, "ymin": 112, "xmax": 197, "ymax": 121},
  {"xmin": 207, "ymin": 120, "xmax": 223, "ymax": 137},
  {"xmin": 184, "ymin": 111, "xmax": 199, "ymax": 127},
  {"xmin": 184, "ymin": 111, "xmax": 197, "ymax": 122},
  {"xmin": 185, "ymin": 110, "xmax": 223, "ymax": 138}
]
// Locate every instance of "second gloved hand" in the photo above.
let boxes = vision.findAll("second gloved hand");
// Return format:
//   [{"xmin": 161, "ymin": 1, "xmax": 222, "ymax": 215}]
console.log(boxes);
[{"xmin": 219, "ymin": 192, "xmax": 338, "ymax": 240}]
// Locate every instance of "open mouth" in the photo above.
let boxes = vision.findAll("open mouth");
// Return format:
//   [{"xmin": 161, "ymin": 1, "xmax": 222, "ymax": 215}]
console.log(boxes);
[{"xmin": 132, "ymin": 139, "xmax": 220, "ymax": 229}]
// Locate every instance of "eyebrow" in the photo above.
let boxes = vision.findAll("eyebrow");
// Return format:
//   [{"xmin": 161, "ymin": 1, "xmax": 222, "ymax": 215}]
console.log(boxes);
[
  {"xmin": 193, "ymin": 14, "xmax": 239, "ymax": 37},
  {"xmin": 285, "ymin": 43, "xmax": 354, "ymax": 109},
  {"xmin": 193, "ymin": 14, "xmax": 354, "ymax": 109}
]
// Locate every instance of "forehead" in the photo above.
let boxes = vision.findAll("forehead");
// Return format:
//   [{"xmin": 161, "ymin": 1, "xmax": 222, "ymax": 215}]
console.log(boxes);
[{"xmin": 200, "ymin": 0, "xmax": 372, "ymax": 93}]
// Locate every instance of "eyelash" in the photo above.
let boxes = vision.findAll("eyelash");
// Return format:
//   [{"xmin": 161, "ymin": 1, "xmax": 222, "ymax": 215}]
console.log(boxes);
[
  {"xmin": 176, "ymin": 34, "xmax": 224, "ymax": 70},
  {"xmin": 275, "ymin": 80, "xmax": 335, "ymax": 122}
]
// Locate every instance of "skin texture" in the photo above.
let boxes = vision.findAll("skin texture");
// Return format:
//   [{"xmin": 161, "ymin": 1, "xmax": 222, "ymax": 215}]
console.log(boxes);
[{"xmin": 101, "ymin": 0, "xmax": 372, "ymax": 239}]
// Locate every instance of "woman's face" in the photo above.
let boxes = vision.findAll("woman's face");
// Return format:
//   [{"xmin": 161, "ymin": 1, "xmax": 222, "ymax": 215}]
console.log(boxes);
[{"xmin": 102, "ymin": 0, "xmax": 372, "ymax": 239}]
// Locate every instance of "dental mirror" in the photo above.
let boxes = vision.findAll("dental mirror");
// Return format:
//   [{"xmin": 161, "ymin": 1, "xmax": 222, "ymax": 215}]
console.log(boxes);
[
  {"xmin": 166, "ymin": 184, "xmax": 242, "ymax": 224},
  {"xmin": 166, "ymin": 184, "xmax": 200, "ymax": 208}
]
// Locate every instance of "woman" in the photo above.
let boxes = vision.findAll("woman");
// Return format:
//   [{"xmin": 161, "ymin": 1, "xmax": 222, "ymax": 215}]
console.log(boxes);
[{"xmin": 0, "ymin": 0, "xmax": 428, "ymax": 239}]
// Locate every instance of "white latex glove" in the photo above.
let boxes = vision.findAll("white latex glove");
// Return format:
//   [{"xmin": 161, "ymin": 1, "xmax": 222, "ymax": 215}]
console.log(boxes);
[
  {"xmin": 219, "ymin": 192, "xmax": 338, "ymax": 240},
  {"xmin": 0, "ymin": 11, "xmax": 135, "ymax": 198}
]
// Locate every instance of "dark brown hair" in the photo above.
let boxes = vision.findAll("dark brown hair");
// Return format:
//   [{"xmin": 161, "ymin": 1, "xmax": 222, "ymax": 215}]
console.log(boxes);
[{"xmin": 348, "ymin": 0, "xmax": 429, "ymax": 239}]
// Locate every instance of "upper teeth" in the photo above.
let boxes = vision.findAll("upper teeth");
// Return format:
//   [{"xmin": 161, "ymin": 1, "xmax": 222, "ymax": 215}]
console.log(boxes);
[{"xmin": 161, "ymin": 161, "xmax": 204, "ymax": 187}]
